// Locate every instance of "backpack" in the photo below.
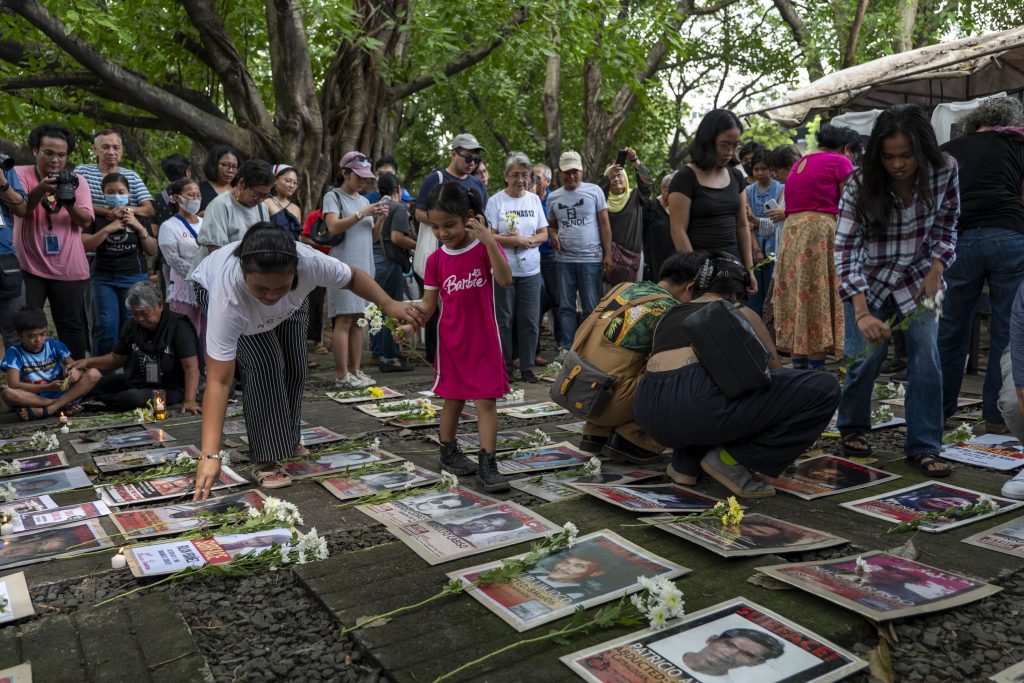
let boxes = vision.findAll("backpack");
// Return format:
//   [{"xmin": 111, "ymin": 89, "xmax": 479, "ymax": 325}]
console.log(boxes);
[{"xmin": 309, "ymin": 189, "xmax": 345, "ymax": 247}]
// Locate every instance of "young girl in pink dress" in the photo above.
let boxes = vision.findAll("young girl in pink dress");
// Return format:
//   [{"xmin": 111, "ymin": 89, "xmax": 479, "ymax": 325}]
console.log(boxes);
[{"xmin": 399, "ymin": 182, "xmax": 513, "ymax": 491}]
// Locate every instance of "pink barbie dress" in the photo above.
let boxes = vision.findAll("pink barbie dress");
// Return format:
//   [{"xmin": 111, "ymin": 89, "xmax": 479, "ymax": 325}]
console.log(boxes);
[{"xmin": 424, "ymin": 239, "xmax": 510, "ymax": 400}]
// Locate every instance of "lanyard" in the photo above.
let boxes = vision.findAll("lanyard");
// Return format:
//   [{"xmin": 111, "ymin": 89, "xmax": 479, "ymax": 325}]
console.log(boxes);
[{"xmin": 173, "ymin": 214, "xmax": 198, "ymax": 240}]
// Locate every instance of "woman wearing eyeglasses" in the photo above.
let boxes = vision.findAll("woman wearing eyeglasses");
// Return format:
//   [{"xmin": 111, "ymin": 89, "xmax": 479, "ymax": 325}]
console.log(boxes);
[
  {"xmin": 189, "ymin": 160, "xmax": 274, "ymax": 277},
  {"xmin": 668, "ymin": 109, "xmax": 756, "ymax": 295},
  {"xmin": 198, "ymin": 145, "xmax": 242, "ymax": 213},
  {"xmin": 325, "ymin": 151, "xmax": 390, "ymax": 390}
]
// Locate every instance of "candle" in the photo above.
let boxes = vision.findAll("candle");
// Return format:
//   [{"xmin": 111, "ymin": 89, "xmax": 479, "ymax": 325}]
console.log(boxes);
[
  {"xmin": 152, "ymin": 390, "xmax": 167, "ymax": 420},
  {"xmin": 58, "ymin": 412, "xmax": 68, "ymax": 427},
  {"xmin": 60, "ymin": 425, "xmax": 70, "ymax": 434},
  {"xmin": 1, "ymin": 516, "xmax": 13, "ymax": 536},
  {"xmin": 111, "ymin": 549, "xmax": 128, "ymax": 570}
]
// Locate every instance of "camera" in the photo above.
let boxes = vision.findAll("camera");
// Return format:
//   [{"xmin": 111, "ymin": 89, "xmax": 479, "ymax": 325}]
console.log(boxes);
[
  {"xmin": 50, "ymin": 170, "xmax": 79, "ymax": 207},
  {"xmin": 0, "ymin": 154, "xmax": 13, "ymax": 172}
]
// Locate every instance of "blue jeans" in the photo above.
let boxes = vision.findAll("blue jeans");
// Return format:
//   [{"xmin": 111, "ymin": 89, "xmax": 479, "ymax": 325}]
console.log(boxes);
[
  {"xmin": 92, "ymin": 271, "xmax": 148, "ymax": 357},
  {"xmin": 838, "ymin": 298, "xmax": 943, "ymax": 455},
  {"xmin": 494, "ymin": 273, "xmax": 542, "ymax": 374},
  {"xmin": 748, "ymin": 233, "xmax": 775, "ymax": 316},
  {"xmin": 938, "ymin": 227, "xmax": 1024, "ymax": 423},
  {"xmin": 555, "ymin": 261, "xmax": 603, "ymax": 349},
  {"xmin": 370, "ymin": 253, "xmax": 403, "ymax": 362}
]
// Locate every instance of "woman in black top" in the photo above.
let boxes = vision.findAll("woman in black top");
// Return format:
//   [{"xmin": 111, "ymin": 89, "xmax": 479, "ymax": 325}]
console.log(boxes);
[
  {"xmin": 668, "ymin": 109, "xmax": 755, "ymax": 293},
  {"xmin": 82, "ymin": 173, "xmax": 158, "ymax": 357},
  {"xmin": 199, "ymin": 145, "xmax": 242, "ymax": 212},
  {"xmin": 264, "ymin": 164, "xmax": 303, "ymax": 241},
  {"xmin": 633, "ymin": 253, "xmax": 839, "ymax": 498}
]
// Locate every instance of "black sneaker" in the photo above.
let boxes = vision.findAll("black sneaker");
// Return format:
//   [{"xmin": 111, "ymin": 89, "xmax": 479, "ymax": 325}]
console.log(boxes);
[
  {"xmin": 519, "ymin": 371, "xmax": 538, "ymax": 383},
  {"xmin": 600, "ymin": 432, "xmax": 663, "ymax": 465},
  {"xmin": 476, "ymin": 450, "xmax": 510, "ymax": 492},
  {"xmin": 439, "ymin": 440, "xmax": 477, "ymax": 476},
  {"xmin": 380, "ymin": 361, "xmax": 415, "ymax": 373},
  {"xmin": 579, "ymin": 434, "xmax": 609, "ymax": 454}
]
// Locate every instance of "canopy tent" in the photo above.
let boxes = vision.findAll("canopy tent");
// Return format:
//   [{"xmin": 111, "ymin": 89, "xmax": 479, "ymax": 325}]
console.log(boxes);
[{"xmin": 747, "ymin": 26, "xmax": 1024, "ymax": 127}]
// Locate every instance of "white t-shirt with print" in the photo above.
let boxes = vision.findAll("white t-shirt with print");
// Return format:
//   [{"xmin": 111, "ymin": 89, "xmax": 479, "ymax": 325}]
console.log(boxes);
[
  {"xmin": 192, "ymin": 242, "xmax": 352, "ymax": 361},
  {"xmin": 485, "ymin": 190, "xmax": 545, "ymax": 277}
]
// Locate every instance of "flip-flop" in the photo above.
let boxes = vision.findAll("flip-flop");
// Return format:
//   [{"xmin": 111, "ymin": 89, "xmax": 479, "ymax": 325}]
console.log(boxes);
[
  {"xmin": 18, "ymin": 406, "xmax": 48, "ymax": 422},
  {"xmin": 841, "ymin": 432, "xmax": 873, "ymax": 458},
  {"xmin": 254, "ymin": 465, "xmax": 292, "ymax": 489},
  {"xmin": 906, "ymin": 453, "xmax": 952, "ymax": 478}
]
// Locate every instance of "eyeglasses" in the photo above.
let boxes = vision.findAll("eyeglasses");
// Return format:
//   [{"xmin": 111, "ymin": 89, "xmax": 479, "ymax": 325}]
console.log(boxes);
[
  {"xmin": 717, "ymin": 141, "xmax": 742, "ymax": 153},
  {"xmin": 507, "ymin": 172, "xmax": 531, "ymax": 180},
  {"xmin": 247, "ymin": 188, "xmax": 271, "ymax": 200},
  {"xmin": 456, "ymin": 152, "xmax": 482, "ymax": 166},
  {"xmin": 219, "ymin": 162, "xmax": 239, "ymax": 170},
  {"xmin": 40, "ymin": 149, "xmax": 68, "ymax": 159}
]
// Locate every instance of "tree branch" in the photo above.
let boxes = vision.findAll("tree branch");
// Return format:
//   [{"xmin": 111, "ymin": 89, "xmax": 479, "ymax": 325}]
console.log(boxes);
[
  {"xmin": 467, "ymin": 90, "xmax": 511, "ymax": 156},
  {"xmin": 387, "ymin": 5, "xmax": 529, "ymax": 102},
  {"xmin": 683, "ymin": 0, "xmax": 744, "ymax": 15},
  {"xmin": 263, "ymin": 0, "xmax": 323, "ymax": 160},
  {"xmin": 771, "ymin": 0, "xmax": 826, "ymax": 80},
  {"xmin": 1, "ymin": 0, "xmax": 248, "ymax": 150},
  {"xmin": 35, "ymin": 99, "xmax": 180, "ymax": 131},
  {"xmin": 843, "ymin": 0, "xmax": 869, "ymax": 68}
]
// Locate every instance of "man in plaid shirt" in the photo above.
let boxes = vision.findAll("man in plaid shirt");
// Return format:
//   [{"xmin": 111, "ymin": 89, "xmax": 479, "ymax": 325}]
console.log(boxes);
[{"xmin": 833, "ymin": 105, "xmax": 960, "ymax": 477}]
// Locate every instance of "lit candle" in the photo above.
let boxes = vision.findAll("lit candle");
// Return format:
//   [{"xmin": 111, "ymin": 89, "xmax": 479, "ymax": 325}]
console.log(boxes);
[
  {"xmin": 1, "ymin": 515, "xmax": 13, "ymax": 536},
  {"xmin": 58, "ymin": 412, "xmax": 68, "ymax": 427},
  {"xmin": 111, "ymin": 549, "xmax": 128, "ymax": 570}
]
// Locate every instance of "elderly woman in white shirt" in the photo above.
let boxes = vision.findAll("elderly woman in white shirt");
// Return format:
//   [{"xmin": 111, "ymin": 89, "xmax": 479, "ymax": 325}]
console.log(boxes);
[
  {"xmin": 157, "ymin": 177, "xmax": 204, "ymax": 336},
  {"xmin": 486, "ymin": 152, "xmax": 547, "ymax": 382},
  {"xmin": 190, "ymin": 223, "xmax": 423, "ymax": 498}
]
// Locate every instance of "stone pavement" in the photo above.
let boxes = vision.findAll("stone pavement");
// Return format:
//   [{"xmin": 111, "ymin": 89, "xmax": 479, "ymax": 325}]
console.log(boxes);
[{"xmin": 2, "ymin": 348, "xmax": 1020, "ymax": 682}]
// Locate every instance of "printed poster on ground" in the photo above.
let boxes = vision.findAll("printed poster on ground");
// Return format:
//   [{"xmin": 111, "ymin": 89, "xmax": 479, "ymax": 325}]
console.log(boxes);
[
  {"xmin": 388, "ymin": 501, "xmax": 562, "ymax": 565},
  {"xmin": 327, "ymin": 386, "xmax": 403, "ymax": 404},
  {"xmin": 499, "ymin": 402, "xmax": 569, "ymax": 419},
  {"xmin": 0, "ymin": 571, "xmax": 34, "ymax": 624},
  {"xmin": 962, "ymin": 516, "xmax": 1024, "ymax": 559},
  {"xmin": 108, "ymin": 490, "xmax": 269, "ymax": 539},
  {"xmin": 511, "ymin": 467, "xmax": 662, "ymax": 503},
  {"xmin": 427, "ymin": 430, "xmax": 547, "ymax": 452},
  {"xmin": 450, "ymin": 530, "xmax": 689, "ymax": 632},
  {"xmin": 5, "ymin": 467, "xmax": 92, "ymax": 500},
  {"xmin": 386, "ymin": 411, "xmax": 476, "ymax": 429},
  {"xmin": 70, "ymin": 429, "xmax": 176, "ymax": 454},
  {"xmin": 126, "ymin": 527, "xmax": 294, "ymax": 578},
  {"xmin": 841, "ymin": 482, "xmax": 1022, "ymax": 532},
  {"xmin": 758, "ymin": 455, "xmax": 899, "ymax": 499},
  {"xmin": 97, "ymin": 466, "xmax": 247, "ymax": 506},
  {"xmin": 571, "ymin": 483, "xmax": 723, "ymax": 514},
  {"xmin": 92, "ymin": 446, "xmax": 201, "ymax": 473},
  {"xmin": 757, "ymin": 551, "xmax": 1000, "ymax": 621},
  {"xmin": 240, "ymin": 426, "xmax": 344, "ymax": 447},
  {"xmin": 11, "ymin": 500, "xmax": 110, "ymax": 533},
  {"xmin": 355, "ymin": 399, "xmax": 441, "ymax": 419},
  {"xmin": 357, "ymin": 487, "xmax": 501, "ymax": 526},
  {"xmin": 642, "ymin": 512, "xmax": 847, "ymax": 558},
  {"xmin": 562, "ymin": 597, "xmax": 866, "ymax": 683},
  {"xmin": 940, "ymin": 433, "xmax": 1024, "ymax": 471},
  {"xmin": 476, "ymin": 442, "xmax": 592, "ymax": 475},
  {"xmin": 992, "ymin": 660, "xmax": 1024, "ymax": 683},
  {"xmin": 0, "ymin": 662, "xmax": 32, "ymax": 682},
  {"xmin": 319, "ymin": 466, "xmax": 441, "ymax": 502},
  {"xmin": 1, "ymin": 451, "xmax": 68, "ymax": 476},
  {"xmin": 0, "ymin": 496, "xmax": 56, "ymax": 519},
  {"xmin": 279, "ymin": 448, "xmax": 402, "ymax": 479},
  {"xmin": 0, "ymin": 520, "xmax": 112, "ymax": 570}
]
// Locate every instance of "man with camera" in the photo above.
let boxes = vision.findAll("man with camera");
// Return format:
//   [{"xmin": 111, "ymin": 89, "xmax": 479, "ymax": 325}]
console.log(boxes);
[{"xmin": 13, "ymin": 123, "xmax": 94, "ymax": 359}]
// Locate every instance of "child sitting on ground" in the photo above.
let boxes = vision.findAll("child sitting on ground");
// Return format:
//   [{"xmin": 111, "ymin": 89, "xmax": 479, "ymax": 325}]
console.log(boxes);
[{"xmin": 0, "ymin": 307, "xmax": 100, "ymax": 420}]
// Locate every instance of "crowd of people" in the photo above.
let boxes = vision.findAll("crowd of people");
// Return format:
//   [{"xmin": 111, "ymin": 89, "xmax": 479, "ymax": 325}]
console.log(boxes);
[{"xmin": 2, "ymin": 96, "xmax": 1024, "ymax": 501}]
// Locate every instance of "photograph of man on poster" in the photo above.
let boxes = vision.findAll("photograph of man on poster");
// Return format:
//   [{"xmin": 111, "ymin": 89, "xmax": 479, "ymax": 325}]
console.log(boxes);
[
  {"xmin": 678, "ymin": 628, "xmax": 785, "ymax": 681},
  {"xmin": 442, "ymin": 512, "xmax": 526, "ymax": 544}
]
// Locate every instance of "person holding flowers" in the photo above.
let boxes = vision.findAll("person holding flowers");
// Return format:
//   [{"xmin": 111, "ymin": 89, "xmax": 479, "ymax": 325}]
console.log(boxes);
[
  {"xmin": 833, "ymin": 105, "xmax": 960, "ymax": 476},
  {"xmin": 394, "ymin": 182, "xmax": 512, "ymax": 492},
  {"xmin": 190, "ymin": 223, "xmax": 423, "ymax": 498}
]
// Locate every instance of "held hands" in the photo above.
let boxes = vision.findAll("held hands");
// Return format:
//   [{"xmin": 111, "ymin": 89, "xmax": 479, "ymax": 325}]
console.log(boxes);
[
  {"xmin": 383, "ymin": 300, "xmax": 426, "ymax": 329},
  {"xmin": 856, "ymin": 313, "xmax": 891, "ymax": 344},
  {"xmin": 193, "ymin": 457, "xmax": 221, "ymax": 502}
]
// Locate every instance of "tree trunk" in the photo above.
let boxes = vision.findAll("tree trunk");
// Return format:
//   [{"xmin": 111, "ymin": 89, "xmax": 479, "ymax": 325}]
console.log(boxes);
[
  {"xmin": 842, "ymin": 0, "xmax": 870, "ymax": 68},
  {"xmin": 894, "ymin": 0, "xmax": 919, "ymax": 53},
  {"xmin": 542, "ymin": 20, "xmax": 562, "ymax": 173}
]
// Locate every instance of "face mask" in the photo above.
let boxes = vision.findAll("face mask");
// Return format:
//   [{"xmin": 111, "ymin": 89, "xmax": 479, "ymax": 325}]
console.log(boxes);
[
  {"xmin": 742, "ymin": 162, "xmax": 753, "ymax": 177},
  {"xmin": 178, "ymin": 197, "xmax": 201, "ymax": 215},
  {"xmin": 105, "ymin": 194, "xmax": 130, "ymax": 207}
]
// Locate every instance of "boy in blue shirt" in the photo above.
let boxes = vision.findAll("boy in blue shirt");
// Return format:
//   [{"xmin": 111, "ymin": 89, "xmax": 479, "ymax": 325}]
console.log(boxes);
[{"xmin": 0, "ymin": 307, "xmax": 100, "ymax": 420}]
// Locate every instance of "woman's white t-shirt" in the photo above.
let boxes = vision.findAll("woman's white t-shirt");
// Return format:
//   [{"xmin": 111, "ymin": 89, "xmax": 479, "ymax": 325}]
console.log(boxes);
[
  {"xmin": 485, "ymin": 190, "xmax": 545, "ymax": 277},
  {"xmin": 191, "ymin": 242, "xmax": 353, "ymax": 361}
]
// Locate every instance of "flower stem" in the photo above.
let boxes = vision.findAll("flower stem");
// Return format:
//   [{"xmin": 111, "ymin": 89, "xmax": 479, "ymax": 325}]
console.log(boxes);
[
  {"xmin": 93, "ymin": 571, "xmax": 185, "ymax": 607},
  {"xmin": 432, "ymin": 621, "xmax": 593, "ymax": 683},
  {"xmin": 341, "ymin": 586, "xmax": 464, "ymax": 635}
]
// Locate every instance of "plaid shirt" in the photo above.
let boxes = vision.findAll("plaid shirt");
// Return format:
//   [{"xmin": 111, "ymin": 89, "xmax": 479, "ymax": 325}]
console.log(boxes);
[{"xmin": 834, "ymin": 157, "xmax": 960, "ymax": 315}]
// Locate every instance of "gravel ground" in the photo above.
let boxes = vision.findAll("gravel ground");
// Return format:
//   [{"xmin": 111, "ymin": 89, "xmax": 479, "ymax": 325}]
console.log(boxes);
[{"xmin": 28, "ymin": 527, "xmax": 398, "ymax": 683}]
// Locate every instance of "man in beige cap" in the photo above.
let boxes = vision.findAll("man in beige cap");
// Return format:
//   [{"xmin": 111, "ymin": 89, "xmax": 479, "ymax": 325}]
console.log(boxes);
[{"xmin": 546, "ymin": 150, "xmax": 612, "ymax": 355}]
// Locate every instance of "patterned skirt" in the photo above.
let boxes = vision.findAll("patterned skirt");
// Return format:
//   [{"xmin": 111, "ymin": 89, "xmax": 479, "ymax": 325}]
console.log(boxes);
[{"xmin": 773, "ymin": 211, "xmax": 844, "ymax": 355}]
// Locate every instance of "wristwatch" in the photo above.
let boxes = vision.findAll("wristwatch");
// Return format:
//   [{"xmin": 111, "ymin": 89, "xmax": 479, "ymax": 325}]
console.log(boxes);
[{"xmin": 201, "ymin": 453, "xmax": 223, "ymax": 461}]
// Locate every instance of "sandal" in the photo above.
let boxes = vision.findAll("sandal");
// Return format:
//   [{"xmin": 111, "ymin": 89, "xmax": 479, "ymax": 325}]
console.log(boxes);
[
  {"xmin": 17, "ymin": 406, "xmax": 48, "ymax": 422},
  {"xmin": 254, "ymin": 464, "xmax": 292, "ymax": 489},
  {"xmin": 64, "ymin": 402, "xmax": 84, "ymax": 418},
  {"xmin": 906, "ymin": 452, "xmax": 952, "ymax": 478},
  {"xmin": 841, "ymin": 431, "xmax": 873, "ymax": 458}
]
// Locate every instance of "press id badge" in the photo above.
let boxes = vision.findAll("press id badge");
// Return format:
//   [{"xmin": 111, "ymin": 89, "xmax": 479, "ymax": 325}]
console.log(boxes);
[
  {"xmin": 44, "ymin": 232, "xmax": 60, "ymax": 255},
  {"xmin": 145, "ymin": 360, "xmax": 160, "ymax": 384}
]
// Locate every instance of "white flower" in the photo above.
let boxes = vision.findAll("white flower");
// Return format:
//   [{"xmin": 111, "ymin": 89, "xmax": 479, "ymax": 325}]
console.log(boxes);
[
  {"xmin": 175, "ymin": 452, "xmax": 193, "ymax": 466},
  {"xmin": 647, "ymin": 603, "xmax": 670, "ymax": 630},
  {"xmin": 296, "ymin": 549, "xmax": 308, "ymax": 565},
  {"xmin": 562, "ymin": 522, "xmax": 579, "ymax": 546},
  {"xmin": 960, "ymin": 501, "xmax": 973, "ymax": 511},
  {"xmin": 637, "ymin": 575, "xmax": 657, "ymax": 592},
  {"xmin": 855, "ymin": 556, "xmax": 868, "ymax": 573},
  {"xmin": 247, "ymin": 507, "xmax": 262, "ymax": 519},
  {"xmin": 26, "ymin": 431, "xmax": 59, "ymax": 452},
  {"xmin": 896, "ymin": 383, "xmax": 906, "ymax": 398},
  {"xmin": 439, "ymin": 471, "xmax": 459, "ymax": 489},
  {"xmin": 279, "ymin": 546, "xmax": 291, "ymax": 565},
  {"xmin": 0, "ymin": 482, "xmax": 14, "ymax": 502},
  {"xmin": 581, "ymin": 457, "xmax": 601, "ymax": 476},
  {"xmin": 871, "ymin": 405, "xmax": 894, "ymax": 425},
  {"xmin": 0, "ymin": 460, "xmax": 21, "ymax": 476},
  {"xmin": 219, "ymin": 450, "xmax": 233, "ymax": 467},
  {"xmin": 370, "ymin": 437, "xmax": 381, "ymax": 451},
  {"xmin": 978, "ymin": 495, "xmax": 995, "ymax": 508},
  {"xmin": 263, "ymin": 498, "xmax": 304, "ymax": 526},
  {"xmin": 531, "ymin": 429, "xmax": 552, "ymax": 446},
  {"xmin": 359, "ymin": 303, "xmax": 385, "ymax": 335},
  {"xmin": 629, "ymin": 594, "xmax": 647, "ymax": 612},
  {"xmin": 661, "ymin": 587, "xmax": 685, "ymax": 617},
  {"xmin": 401, "ymin": 461, "xmax": 415, "ymax": 473}
]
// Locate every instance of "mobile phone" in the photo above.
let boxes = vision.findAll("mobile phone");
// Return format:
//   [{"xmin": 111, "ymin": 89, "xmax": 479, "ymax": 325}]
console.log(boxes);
[
  {"xmin": 765, "ymin": 199, "xmax": 779, "ymax": 210},
  {"xmin": 615, "ymin": 149, "xmax": 628, "ymax": 167}
]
